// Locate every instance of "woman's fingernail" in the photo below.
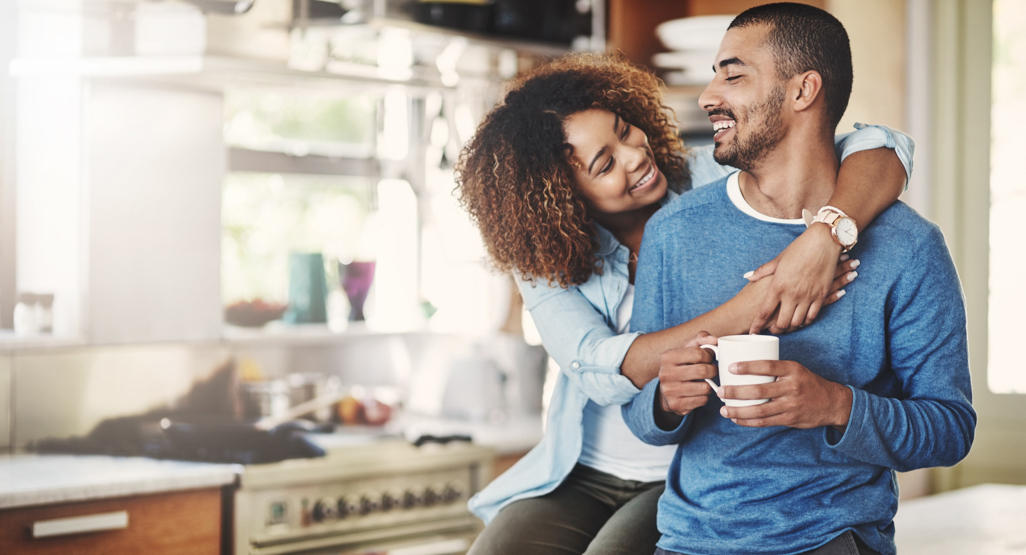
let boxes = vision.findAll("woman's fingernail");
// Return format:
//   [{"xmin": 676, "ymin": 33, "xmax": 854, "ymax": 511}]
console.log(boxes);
[
  {"xmin": 840, "ymin": 254, "xmax": 850, "ymax": 261},
  {"xmin": 729, "ymin": 363, "xmax": 739, "ymax": 374},
  {"xmin": 836, "ymin": 289, "xmax": 846, "ymax": 299},
  {"xmin": 720, "ymin": 407, "xmax": 729, "ymax": 417},
  {"xmin": 847, "ymin": 271, "xmax": 858, "ymax": 282},
  {"xmin": 850, "ymin": 259, "xmax": 861, "ymax": 269},
  {"xmin": 743, "ymin": 270, "xmax": 755, "ymax": 280},
  {"xmin": 715, "ymin": 387, "xmax": 724, "ymax": 398}
]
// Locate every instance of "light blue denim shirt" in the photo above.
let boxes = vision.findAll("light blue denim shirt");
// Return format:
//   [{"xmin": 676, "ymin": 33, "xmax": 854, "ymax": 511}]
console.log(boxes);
[{"xmin": 467, "ymin": 124, "xmax": 915, "ymax": 524}]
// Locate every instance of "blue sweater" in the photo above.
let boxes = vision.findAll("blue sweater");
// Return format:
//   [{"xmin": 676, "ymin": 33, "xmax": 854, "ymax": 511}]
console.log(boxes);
[{"xmin": 622, "ymin": 173, "xmax": 976, "ymax": 555}]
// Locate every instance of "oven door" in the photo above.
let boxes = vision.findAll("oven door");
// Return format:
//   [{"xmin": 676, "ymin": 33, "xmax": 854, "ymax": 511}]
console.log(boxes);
[
  {"xmin": 245, "ymin": 523, "xmax": 480, "ymax": 555},
  {"xmin": 295, "ymin": 532, "xmax": 476, "ymax": 555}
]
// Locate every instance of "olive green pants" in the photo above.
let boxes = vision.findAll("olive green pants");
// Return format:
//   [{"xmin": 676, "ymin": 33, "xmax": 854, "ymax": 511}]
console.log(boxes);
[{"xmin": 468, "ymin": 464, "xmax": 664, "ymax": 555}]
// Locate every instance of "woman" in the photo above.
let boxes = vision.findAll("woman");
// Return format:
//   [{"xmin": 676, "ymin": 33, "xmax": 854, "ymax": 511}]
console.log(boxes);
[{"xmin": 455, "ymin": 53, "xmax": 913, "ymax": 555}]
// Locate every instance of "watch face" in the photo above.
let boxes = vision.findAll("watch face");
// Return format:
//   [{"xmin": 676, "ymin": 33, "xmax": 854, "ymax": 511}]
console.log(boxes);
[{"xmin": 835, "ymin": 217, "xmax": 858, "ymax": 246}]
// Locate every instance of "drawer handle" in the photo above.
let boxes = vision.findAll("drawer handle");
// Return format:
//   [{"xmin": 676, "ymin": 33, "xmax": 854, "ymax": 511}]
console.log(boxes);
[{"xmin": 32, "ymin": 510, "xmax": 129, "ymax": 538}]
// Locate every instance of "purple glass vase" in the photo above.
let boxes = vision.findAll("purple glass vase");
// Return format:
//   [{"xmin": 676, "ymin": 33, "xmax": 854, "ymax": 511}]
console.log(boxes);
[{"xmin": 339, "ymin": 260, "xmax": 376, "ymax": 321}]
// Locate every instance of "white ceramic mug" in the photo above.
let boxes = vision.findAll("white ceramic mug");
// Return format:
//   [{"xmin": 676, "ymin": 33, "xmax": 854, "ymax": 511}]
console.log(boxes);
[{"xmin": 700, "ymin": 335, "xmax": 778, "ymax": 407}]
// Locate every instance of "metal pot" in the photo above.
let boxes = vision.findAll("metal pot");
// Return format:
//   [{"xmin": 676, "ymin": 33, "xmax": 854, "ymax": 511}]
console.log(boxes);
[
  {"xmin": 287, "ymin": 373, "xmax": 343, "ymax": 423},
  {"xmin": 240, "ymin": 380, "xmax": 290, "ymax": 420}
]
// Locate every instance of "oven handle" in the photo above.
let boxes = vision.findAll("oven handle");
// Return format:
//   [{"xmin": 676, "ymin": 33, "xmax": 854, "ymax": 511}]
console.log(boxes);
[
  {"xmin": 388, "ymin": 538, "xmax": 470, "ymax": 555},
  {"xmin": 31, "ymin": 510, "xmax": 129, "ymax": 538}
]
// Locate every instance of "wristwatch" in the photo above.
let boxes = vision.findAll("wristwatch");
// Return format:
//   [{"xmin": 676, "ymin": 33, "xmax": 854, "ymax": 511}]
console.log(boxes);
[{"xmin": 803, "ymin": 205, "xmax": 858, "ymax": 252}]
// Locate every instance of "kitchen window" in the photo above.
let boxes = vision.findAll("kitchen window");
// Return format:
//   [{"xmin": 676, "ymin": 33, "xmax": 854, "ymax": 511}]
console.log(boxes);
[
  {"xmin": 222, "ymin": 87, "xmax": 510, "ymax": 334},
  {"xmin": 989, "ymin": 0, "xmax": 1026, "ymax": 393}
]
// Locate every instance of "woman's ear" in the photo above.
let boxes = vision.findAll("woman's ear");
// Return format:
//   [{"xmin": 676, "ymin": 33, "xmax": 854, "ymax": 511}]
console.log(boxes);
[{"xmin": 791, "ymin": 70, "xmax": 823, "ymax": 113}]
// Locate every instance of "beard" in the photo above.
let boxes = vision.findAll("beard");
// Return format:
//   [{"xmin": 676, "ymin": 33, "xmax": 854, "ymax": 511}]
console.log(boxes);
[{"xmin": 712, "ymin": 85, "xmax": 787, "ymax": 171}]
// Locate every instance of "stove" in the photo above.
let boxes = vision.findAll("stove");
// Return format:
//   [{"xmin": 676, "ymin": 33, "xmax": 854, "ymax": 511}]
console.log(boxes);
[
  {"xmin": 231, "ymin": 434, "xmax": 492, "ymax": 555},
  {"xmin": 34, "ymin": 416, "xmax": 494, "ymax": 555}
]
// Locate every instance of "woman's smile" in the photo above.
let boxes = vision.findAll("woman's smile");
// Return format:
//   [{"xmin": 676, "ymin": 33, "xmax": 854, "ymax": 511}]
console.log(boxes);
[{"xmin": 630, "ymin": 163, "xmax": 660, "ymax": 195}]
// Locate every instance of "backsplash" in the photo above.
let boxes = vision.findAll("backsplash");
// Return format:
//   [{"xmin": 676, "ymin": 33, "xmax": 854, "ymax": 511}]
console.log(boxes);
[{"xmin": 0, "ymin": 332, "xmax": 546, "ymax": 453}]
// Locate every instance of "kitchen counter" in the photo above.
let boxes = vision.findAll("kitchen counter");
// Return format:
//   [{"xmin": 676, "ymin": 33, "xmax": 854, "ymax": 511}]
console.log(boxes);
[
  {"xmin": 894, "ymin": 483, "xmax": 1026, "ymax": 554},
  {"xmin": 0, "ymin": 454, "xmax": 240, "ymax": 510},
  {"xmin": 395, "ymin": 414, "xmax": 544, "ymax": 455}
]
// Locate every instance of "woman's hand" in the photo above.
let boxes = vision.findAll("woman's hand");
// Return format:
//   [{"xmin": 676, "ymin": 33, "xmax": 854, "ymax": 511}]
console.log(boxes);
[
  {"xmin": 623, "ymin": 246, "xmax": 856, "ymax": 384},
  {"xmin": 743, "ymin": 229, "xmax": 859, "ymax": 335}
]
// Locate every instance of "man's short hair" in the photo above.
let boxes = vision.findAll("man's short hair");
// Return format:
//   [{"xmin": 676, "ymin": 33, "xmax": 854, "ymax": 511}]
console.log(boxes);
[{"xmin": 729, "ymin": 2, "xmax": 853, "ymax": 131}]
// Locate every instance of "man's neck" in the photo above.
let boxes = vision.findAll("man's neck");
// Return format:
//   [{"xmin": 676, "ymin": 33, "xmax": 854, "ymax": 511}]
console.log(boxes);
[{"xmin": 737, "ymin": 131, "xmax": 839, "ymax": 219}]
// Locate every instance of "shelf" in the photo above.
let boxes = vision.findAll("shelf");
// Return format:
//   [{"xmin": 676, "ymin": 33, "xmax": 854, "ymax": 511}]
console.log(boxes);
[
  {"xmin": 8, "ymin": 54, "xmax": 462, "ymax": 93},
  {"xmin": 0, "ymin": 332, "xmax": 86, "ymax": 353},
  {"xmin": 222, "ymin": 322, "xmax": 434, "ymax": 347},
  {"xmin": 367, "ymin": 18, "xmax": 574, "ymax": 59}
]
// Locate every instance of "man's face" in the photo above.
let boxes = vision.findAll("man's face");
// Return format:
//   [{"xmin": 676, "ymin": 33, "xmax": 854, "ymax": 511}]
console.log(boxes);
[{"xmin": 699, "ymin": 24, "xmax": 788, "ymax": 170}]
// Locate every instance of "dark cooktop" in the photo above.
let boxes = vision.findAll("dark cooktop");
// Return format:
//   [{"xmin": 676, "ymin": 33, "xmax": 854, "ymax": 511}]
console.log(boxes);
[{"xmin": 34, "ymin": 415, "xmax": 330, "ymax": 465}]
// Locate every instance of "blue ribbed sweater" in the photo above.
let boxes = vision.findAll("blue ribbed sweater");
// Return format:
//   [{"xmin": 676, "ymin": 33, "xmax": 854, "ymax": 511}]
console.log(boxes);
[{"xmin": 623, "ymin": 174, "xmax": 976, "ymax": 555}]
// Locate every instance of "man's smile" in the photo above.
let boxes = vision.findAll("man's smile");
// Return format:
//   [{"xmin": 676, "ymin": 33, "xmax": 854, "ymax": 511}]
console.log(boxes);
[{"xmin": 710, "ymin": 114, "xmax": 737, "ymax": 141}]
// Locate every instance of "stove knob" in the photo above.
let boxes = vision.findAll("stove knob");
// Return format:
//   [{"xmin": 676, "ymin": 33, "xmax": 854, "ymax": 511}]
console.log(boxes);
[
  {"xmin": 402, "ymin": 488, "xmax": 423, "ymax": 509},
  {"xmin": 337, "ymin": 496, "xmax": 357, "ymax": 519},
  {"xmin": 359, "ymin": 494, "xmax": 379, "ymax": 515},
  {"xmin": 380, "ymin": 490, "xmax": 401, "ymax": 512},
  {"xmin": 442, "ymin": 483, "xmax": 463, "ymax": 504},
  {"xmin": 422, "ymin": 486, "xmax": 440, "ymax": 507},
  {"xmin": 312, "ymin": 498, "xmax": 338, "ymax": 522}
]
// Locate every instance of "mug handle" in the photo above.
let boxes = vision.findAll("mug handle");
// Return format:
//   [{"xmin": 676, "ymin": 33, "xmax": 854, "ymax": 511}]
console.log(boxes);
[{"xmin": 699, "ymin": 344, "xmax": 720, "ymax": 393}]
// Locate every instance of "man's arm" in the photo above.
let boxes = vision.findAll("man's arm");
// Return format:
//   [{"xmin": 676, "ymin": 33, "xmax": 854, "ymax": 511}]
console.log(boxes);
[
  {"xmin": 828, "ymin": 226, "xmax": 975, "ymax": 470},
  {"xmin": 622, "ymin": 378, "xmax": 694, "ymax": 444}
]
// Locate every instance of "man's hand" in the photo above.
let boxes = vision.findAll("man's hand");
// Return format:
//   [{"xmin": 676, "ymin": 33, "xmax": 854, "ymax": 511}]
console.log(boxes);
[
  {"xmin": 654, "ymin": 333, "xmax": 718, "ymax": 430},
  {"xmin": 747, "ymin": 223, "xmax": 843, "ymax": 334},
  {"xmin": 716, "ymin": 360, "xmax": 853, "ymax": 432}
]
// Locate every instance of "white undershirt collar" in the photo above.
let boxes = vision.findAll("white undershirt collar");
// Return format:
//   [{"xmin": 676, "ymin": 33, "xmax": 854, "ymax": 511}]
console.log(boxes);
[{"xmin": 725, "ymin": 171, "xmax": 805, "ymax": 225}]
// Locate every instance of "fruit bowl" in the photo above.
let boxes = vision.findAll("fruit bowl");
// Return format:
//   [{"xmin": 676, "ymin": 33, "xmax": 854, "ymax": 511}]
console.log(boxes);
[{"xmin": 224, "ymin": 299, "xmax": 288, "ymax": 327}]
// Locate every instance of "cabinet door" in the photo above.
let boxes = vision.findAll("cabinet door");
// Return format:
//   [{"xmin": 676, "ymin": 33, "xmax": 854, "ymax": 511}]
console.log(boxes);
[{"xmin": 0, "ymin": 488, "xmax": 222, "ymax": 555}]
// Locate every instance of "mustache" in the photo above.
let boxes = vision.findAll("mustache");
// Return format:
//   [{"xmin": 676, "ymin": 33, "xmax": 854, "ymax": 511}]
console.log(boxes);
[{"xmin": 708, "ymin": 108, "xmax": 736, "ymax": 120}]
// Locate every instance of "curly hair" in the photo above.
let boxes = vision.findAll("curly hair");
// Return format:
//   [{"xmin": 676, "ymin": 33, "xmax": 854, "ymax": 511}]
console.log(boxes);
[{"xmin": 455, "ymin": 52, "xmax": 689, "ymax": 288}]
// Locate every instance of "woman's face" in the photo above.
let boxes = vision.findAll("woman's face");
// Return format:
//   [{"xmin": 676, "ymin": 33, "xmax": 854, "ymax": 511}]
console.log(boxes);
[{"xmin": 563, "ymin": 109, "xmax": 667, "ymax": 217}]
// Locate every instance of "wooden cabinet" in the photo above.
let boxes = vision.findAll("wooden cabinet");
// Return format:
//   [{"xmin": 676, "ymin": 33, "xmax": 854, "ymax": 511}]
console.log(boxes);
[
  {"xmin": 606, "ymin": 0, "xmax": 826, "ymax": 70},
  {"xmin": 0, "ymin": 488, "xmax": 223, "ymax": 555}
]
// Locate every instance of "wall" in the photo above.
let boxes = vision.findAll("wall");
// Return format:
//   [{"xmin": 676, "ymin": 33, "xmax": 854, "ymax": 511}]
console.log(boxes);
[{"xmin": 828, "ymin": 0, "xmax": 908, "ymax": 134}]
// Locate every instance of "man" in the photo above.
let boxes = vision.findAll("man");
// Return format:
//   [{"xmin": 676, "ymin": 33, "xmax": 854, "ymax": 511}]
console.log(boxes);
[{"xmin": 622, "ymin": 4, "xmax": 976, "ymax": 555}]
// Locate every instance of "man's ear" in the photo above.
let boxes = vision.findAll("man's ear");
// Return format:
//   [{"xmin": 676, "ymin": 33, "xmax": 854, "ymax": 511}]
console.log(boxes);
[{"xmin": 790, "ymin": 71, "xmax": 823, "ymax": 113}]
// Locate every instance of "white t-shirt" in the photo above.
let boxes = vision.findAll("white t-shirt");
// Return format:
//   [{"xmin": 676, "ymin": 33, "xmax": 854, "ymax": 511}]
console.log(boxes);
[{"xmin": 577, "ymin": 283, "xmax": 677, "ymax": 482}]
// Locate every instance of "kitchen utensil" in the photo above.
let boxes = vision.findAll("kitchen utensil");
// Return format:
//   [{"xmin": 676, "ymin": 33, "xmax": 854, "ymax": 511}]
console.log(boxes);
[
  {"xmin": 240, "ymin": 380, "xmax": 291, "ymax": 419},
  {"xmin": 288, "ymin": 373, "xmax": 343, "ymax": 423},
  {"xmin": 224, "ymin": 299, "xmax": 288, "ymax": 327},
  {"xmin": 254, "ymin": 388, "xmax": 351, "ymax": 431},
  {"xmin": 655, "ymin": 15, "xmax": 733, "ymax": 51},
  {"xmin": 652, "ymin": 50, "xmax": 719, "ymax": 71},
  {"xmin": 284, "ymin": 252, "xmax": 329, "ymax": 324}
]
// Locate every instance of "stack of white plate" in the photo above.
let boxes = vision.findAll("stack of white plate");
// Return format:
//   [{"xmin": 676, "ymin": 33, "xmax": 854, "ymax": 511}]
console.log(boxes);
[{"xmin": 653, "ymin": 15, "xmax": 733, "ymax": 86}]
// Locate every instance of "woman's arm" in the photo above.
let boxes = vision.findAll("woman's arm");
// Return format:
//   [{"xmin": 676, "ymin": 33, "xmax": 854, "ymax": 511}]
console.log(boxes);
[
  {"xmin": 745, "ymin": 126, "xmax": 913, "ymax": 333},
  {"xmin": 516, "ymin": 277, "xmax": 646, "ymax": 406},
  {"xmin": 618, "ymin": 260, "xmax": 856, "ymax": 388}
]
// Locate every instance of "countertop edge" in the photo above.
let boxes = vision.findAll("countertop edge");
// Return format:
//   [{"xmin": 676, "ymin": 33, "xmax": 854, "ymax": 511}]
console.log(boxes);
[{"xmin": 0, "ymin": 463, "xmax": 241, "ymax": 511}]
